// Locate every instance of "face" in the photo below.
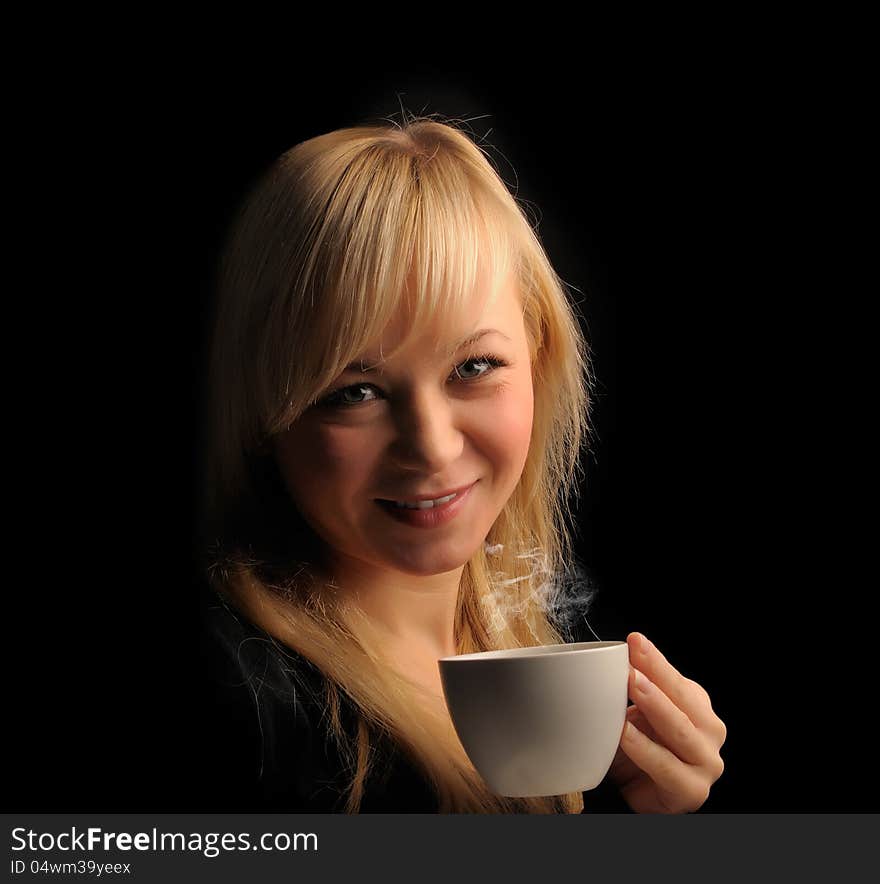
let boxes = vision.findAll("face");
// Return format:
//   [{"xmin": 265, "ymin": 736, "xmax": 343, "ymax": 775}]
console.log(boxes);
[{"xmin": 271, "ymin": 271, "xmax": 535, "ymax": 579}]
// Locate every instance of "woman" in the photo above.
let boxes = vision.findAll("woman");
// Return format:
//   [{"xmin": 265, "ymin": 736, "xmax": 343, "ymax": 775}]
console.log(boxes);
[{"xmin": 196, "ymin": 114, "xmax": 726, "ymax": 813}]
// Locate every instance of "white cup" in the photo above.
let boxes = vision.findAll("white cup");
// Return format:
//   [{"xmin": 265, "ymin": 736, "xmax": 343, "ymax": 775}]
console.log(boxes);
[{"xmin": 438, "ymin": 641, "xmax": 630, "ymax": 797}]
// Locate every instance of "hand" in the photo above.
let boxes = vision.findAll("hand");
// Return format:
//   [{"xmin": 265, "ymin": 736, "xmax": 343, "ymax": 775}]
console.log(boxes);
[{"xmin": 604, "ymin": 633, "xmax": 727, "ymax": 813}]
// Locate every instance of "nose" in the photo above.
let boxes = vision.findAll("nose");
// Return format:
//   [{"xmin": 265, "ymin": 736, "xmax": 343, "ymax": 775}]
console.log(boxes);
[{"xmin": 387, "ymin": 387, "xmax": 464, "ymax": 474}]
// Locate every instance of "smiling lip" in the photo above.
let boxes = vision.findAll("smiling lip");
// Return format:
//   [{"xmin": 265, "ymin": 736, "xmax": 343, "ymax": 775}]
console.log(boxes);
[
  {"xmin": 374, "ymin": 481, "xmax": 478, "ymax": 528},
  {"xmin": 375, "ymin": 482, "xmax": 476, "ymax": 504}
]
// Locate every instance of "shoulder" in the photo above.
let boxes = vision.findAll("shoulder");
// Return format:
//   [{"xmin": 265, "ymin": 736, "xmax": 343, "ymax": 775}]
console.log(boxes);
[
  {"xmin": 193, "ymin": 583, "xmax": 347, "ymax": 811},
  {"xmin": 193, "ymin": 584, "xmax": 441, "ymax": 813},
  {"xmin": 199, "ymin": 583, "xmax": 329, "ymax": 699}
]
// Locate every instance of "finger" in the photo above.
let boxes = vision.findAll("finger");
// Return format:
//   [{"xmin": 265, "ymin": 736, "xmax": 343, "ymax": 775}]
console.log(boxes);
[
  {"xmin": 628, "ymin": 666, "xmax": 714, "ymax": 768},
  {"xmin": 626, "ymin": 702, "xmax": 659, "ymax": 743},
  {"xmin": 627, "ymin": 633, "xmax": 720, "ymax": 734},
  {"xmin": 620, "ymin": 720, "xmax": 712, "ymax": 813}
]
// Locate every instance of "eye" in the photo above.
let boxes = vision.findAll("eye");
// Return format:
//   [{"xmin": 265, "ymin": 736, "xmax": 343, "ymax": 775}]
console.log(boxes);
[{"xmin": 315, "ymin": 353, "xmax": 509, "ymax": 410}]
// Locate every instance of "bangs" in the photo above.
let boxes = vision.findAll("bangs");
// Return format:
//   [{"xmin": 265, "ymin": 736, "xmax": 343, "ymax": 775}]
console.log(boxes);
[{"xmin": 266, "ymin": 142, "xmax": 524, "ymax": 434}]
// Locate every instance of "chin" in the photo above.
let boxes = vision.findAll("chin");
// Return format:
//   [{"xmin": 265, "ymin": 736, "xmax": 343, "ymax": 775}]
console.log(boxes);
[{"xmin": 384, "ymin": 540, "xmax": 477, "ymax": 577}]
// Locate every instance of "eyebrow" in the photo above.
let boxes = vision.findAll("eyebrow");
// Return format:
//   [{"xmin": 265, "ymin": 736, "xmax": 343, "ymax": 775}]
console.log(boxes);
[{"xmin": 343, "ymin": 328, "xmax": 511, "ymax": 373}]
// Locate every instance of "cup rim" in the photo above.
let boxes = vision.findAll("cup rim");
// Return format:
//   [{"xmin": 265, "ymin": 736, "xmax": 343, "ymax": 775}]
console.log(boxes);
[{"xmin": 438, "ymin": 640, "xmax": 626, "ymax": 663}]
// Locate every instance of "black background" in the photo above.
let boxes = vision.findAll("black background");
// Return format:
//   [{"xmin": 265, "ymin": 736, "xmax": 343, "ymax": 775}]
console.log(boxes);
[{"xmin": 6, "ymin": 50, "xmax": 866, "ymax": 814}]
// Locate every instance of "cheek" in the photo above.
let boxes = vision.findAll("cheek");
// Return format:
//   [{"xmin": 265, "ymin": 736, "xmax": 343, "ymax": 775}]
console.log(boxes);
[
  {"xmin": 275, "ymin": 422, "xmax": 380, "ymax": 502},
  {"xmin": 483, "ymin": 377, "xmax": 534, "ymax": 470}
]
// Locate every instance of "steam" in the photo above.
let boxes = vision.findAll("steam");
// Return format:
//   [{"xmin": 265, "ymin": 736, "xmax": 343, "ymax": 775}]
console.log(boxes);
[{"xmin": 482, "ymin": 542, "xmax": 603, "ymax": 644}]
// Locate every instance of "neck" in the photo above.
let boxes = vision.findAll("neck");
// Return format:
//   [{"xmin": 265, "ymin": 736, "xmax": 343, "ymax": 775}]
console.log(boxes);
[{"xmin": 315, "ymin": 553, "xmax": 462, "ymax": 660}]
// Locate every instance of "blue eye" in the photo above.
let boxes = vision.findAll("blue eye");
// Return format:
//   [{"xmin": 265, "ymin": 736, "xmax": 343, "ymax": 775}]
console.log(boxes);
[{"xmin": 317, "ymin": 353, "xmax": 509, "ymax": 410}]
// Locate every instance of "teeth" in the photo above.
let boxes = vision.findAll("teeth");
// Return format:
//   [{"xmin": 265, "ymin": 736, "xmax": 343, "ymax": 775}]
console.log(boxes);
[{"xmin": 393, "ymin": 492, "xmax": 458, "ymax": 510}]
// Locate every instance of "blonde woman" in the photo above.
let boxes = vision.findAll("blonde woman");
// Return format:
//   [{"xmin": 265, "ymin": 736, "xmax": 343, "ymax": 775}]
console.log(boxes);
[{"xmin": 196, "ymin": 115, "xmax": 727, "ymax": 814}]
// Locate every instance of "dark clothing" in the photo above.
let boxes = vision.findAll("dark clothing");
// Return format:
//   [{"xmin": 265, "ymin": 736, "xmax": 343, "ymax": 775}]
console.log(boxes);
[{"xmin": 195, "ymin": 584, "xmax": 634, "ymax": 813}]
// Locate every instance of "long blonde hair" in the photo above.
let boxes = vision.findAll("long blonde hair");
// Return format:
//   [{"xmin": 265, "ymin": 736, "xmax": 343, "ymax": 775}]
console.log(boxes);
[{"xmin": 197, "ymin": 113, "xmax": 597, "ymax": 813}]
